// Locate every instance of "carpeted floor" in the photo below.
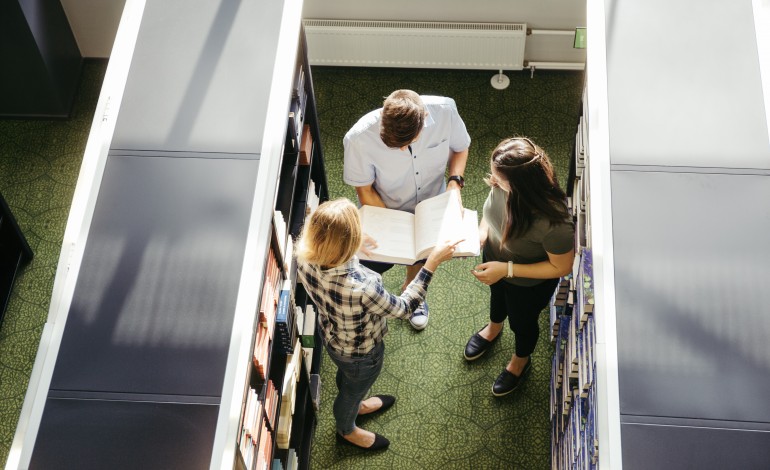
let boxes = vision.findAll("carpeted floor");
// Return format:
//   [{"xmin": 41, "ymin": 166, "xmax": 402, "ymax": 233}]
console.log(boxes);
[
  {"xmin": 0, "ymin": 60, "xmax": 106, "ymax": 468},
  {"xmin": 309, "ymin": 67, "xmax": 583, "ymax": 469},
  {"xmin": 0, "ymin": 62, "xmax": 583, "ymax": 469}
]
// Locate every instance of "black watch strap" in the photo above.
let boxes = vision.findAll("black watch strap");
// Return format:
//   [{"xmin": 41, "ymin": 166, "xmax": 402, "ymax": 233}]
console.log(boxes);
[{"xmin": 448, "ymin": 175, "xmax": 465, "ymax": 189}]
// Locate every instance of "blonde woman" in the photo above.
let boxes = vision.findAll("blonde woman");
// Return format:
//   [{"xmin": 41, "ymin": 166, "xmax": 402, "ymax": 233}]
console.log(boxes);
[
  {"xmin": 296, "ymin": 198, "xmax": 461, "ymax": 450},
  {"xmin": 466, "ymin": 137, "xmax": 575, "ymax": 397}
]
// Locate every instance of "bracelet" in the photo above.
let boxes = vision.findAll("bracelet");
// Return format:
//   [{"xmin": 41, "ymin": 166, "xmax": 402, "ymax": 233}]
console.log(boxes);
[{"xmin": 507, "ymin": 261, "xmax": 514, "ymax": 278}]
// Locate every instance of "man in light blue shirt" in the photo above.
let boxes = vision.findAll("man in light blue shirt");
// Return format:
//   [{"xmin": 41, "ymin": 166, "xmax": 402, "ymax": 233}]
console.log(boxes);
[{"xmin": 343, "ymin": 89, "xmax": 471, "ymax": 330}]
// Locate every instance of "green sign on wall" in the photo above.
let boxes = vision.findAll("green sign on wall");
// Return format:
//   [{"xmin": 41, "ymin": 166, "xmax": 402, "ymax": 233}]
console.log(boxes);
[{"xmin": 574, "ymin": 27, "xmax": 587, "ymax": 49}]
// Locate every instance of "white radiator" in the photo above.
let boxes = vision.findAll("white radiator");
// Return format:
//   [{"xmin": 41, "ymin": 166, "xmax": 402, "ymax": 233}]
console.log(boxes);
[{"xmin": 303, "ymin": 20, "xmax": 527, "ymax": 70}]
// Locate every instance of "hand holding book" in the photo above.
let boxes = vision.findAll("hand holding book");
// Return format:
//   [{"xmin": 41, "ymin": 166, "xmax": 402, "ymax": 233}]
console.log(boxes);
[
  {"xmin": 357, "ymin": 191, "xmax": 480, "ymax": 265},
  {"xmin": 360, "ymin": 233, "xmax": 378, "ymax": 257}
]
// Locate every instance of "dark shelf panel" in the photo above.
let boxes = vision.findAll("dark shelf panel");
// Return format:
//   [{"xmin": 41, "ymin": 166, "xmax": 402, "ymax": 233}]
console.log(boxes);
[
  {"xmin": 31, "ymin": 398, "xmax": 219, "ymax": 470},
  {"xmin": 49, "ymin": 156, "xmax": 259, "ymax": 398}
]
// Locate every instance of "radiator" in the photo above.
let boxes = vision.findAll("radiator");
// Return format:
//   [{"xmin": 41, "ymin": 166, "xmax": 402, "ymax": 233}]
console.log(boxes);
[{"xmin": 303, "ymin": 20, "xmax": 527, "ymax": 70}]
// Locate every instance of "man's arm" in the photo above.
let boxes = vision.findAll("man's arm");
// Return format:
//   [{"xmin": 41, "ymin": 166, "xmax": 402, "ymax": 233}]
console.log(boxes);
[
  {"xmin": 446, "ymin": 149, "xmax": 469, "ymax": 191},
  {"xmin": 356, "ymin": 184, "xmax": 387, "ymax": 208}
]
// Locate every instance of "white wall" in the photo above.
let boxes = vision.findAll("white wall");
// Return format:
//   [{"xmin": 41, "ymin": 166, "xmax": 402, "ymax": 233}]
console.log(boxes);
[
  {"xmin": 61, "ymin": 0, "xmax": 585, "ymax": 63},
  {"xmin": 61, "ymin": 0, "xmax": 126, "ymax": 58},
  {"xmin": 303, "ymin": 0, "xmax": 587, "ymax": 63}
]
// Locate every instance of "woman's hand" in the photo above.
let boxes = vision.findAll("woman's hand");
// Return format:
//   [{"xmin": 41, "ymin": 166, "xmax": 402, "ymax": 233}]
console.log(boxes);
[
  {"xmin": 424, "ymin": 238, "xmax": 464, "ymax": 272},
  {"xmin": 471, "ymin": 261, "xmax": 507, "ymax": 285},
  {"xmin": 360, "ymin": 233, "xmax": 378, "ymax": 257}
]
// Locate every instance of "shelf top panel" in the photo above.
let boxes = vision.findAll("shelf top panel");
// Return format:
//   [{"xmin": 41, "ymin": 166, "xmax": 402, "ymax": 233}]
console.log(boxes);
[
  {"xmin": 111, "ymin": 0, "xmax": 290, "ymax": 155},
  {"xmin": 620, "ymin": 422, "xmax": 770, "ymax": 469},
  {"xmin": 604, "ymin": 0, "xmax": 770, "ymax": 169},
  {"xmin": 31, "ymin": 398, "xmax": 218, "ymax": 470},
  {"xmin": 50, "ymin": 155, "xmax": 259, "ymax": 397},
  {"xmin": 611, "ymin": 170, "xmax": 770, "ymax": 423}
]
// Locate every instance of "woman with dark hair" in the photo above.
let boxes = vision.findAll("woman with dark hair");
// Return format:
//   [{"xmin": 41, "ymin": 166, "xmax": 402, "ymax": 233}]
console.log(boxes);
[{"xmin": 465, "ymin": 137, "xmax": 575, "ymax": 397}]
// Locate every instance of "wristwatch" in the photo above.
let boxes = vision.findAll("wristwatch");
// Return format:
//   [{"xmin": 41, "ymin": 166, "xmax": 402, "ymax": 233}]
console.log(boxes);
[{"xmin": 448, "ymin": 175, "xmax": 465, "ymax": 189}]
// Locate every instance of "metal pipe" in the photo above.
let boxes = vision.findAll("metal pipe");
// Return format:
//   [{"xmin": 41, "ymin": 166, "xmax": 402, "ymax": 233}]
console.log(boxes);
[
  {"xmin": 527, "ymin": 61, "xmax": 585, "ymax": 70},
  {"xmin": 529, "ymin": 29, "xmax": 576, "ymax": 36},
  {"xmin": 526, "ymin": 61, "xmax": 585, "ymax": 78}
]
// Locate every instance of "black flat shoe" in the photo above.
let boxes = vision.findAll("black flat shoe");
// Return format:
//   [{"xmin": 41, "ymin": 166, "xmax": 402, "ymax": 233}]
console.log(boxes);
[
  {"xmin": 336, "ymin": 431, "xmax": 390, "ymax": 450},
  {"xmin": 359, "ymin": 395, "xmax": 396, "ymax": 417},
  {"xmin": 464, "ymin": 328, "xmax": 502, "ymax": 361},
  {"xmin": 492, "ymin": 358, "xmax": 532, "ymax": 397}
]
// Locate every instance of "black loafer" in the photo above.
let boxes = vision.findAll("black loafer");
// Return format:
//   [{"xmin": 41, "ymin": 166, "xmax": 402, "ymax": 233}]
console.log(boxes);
[
  {"xmin": 359, "ymin": 394, "xmax": 396, "ymax": 417},
  {"xmin": 464, "ymin": 328, "xmax": 502, "ymax": 361},
  {"xmin": 492, "ymin": 358, "xmax": 532, "ymax": 397},
  {"xmin": 336, "ymin": 431, "xmax": 390, "ymax": 450}
]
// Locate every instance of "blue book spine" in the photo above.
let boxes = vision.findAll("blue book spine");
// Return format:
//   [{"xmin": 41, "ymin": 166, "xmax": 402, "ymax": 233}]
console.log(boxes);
[{"xmin": 276, "ymin": 289, "xmax": 290, "ymax": 324}]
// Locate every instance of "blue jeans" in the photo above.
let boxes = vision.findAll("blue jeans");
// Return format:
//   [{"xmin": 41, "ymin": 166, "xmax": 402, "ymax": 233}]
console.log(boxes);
[{"xmin": 325, "ymin": 341, "xmax": 385, "ymax": 435}]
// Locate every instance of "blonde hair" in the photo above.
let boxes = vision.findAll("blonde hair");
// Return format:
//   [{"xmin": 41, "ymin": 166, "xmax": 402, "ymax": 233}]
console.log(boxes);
[{"xmin": 295, "ymin": 198, "xmax": 362, "ymax": 268}]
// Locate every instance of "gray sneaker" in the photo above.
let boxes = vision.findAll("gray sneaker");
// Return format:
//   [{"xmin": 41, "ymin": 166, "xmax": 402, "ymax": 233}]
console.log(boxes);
[{"xmin": 409, "ymin": 301, "xmax": 429, "ymax": 330}]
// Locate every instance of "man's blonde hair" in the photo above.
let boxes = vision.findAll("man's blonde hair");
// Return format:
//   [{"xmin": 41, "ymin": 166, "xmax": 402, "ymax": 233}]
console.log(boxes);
[{"xmin": 295, "ymin": 198, "xmax": 362, "ymax": 268}]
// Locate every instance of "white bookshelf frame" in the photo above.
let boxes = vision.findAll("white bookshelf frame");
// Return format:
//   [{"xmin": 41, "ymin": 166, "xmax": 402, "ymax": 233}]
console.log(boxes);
[
  {"xmin": 585, "ymin": 0, "xmax": 623, "ymax": 468},
  {"xmin": 210, "ymin": 0, "xmax": 306, "ymax": 467}
]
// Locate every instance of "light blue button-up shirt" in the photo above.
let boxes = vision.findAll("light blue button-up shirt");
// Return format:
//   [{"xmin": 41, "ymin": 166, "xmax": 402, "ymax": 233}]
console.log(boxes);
[{"xmin": 343, "ymin": 96, "xmax": 471, "ymax": 212}]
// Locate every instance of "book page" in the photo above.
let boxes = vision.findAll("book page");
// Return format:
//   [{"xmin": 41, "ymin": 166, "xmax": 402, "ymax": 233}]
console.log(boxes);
[
  {"xmin": 357, "ymin": 205, "xmax": 417, "ymax": 264},
  {"xmin": 413, "ymin": 191, "xmax": 464, "ymax": 259},
  {"xmin": 455, "ymin": 209, "xmax": 481, "ymax": 257}
]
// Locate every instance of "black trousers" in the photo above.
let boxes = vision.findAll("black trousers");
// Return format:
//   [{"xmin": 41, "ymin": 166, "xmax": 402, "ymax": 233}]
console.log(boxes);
[
  {"xmin": 360, "ymin": 260, "xmax": 393, "ymax": 275},
  {"xmin": 360, "ymin": 259, "xmax": 426, "ymax": 276},
  {"xmin": 489, "ymin": 277, "xmax": 559, "ymax": 357}
]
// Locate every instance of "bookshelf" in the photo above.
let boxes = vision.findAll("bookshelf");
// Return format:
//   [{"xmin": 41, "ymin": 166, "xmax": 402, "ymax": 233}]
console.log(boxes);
[
  {"xmin": 7, "ymin": 0, "xmax": 327, "ymax": 469},
  {"xmin": 236, "ymin": 37, "xmax": 328, "ymax": 467},
  {"xmin": 555, "ymin": 1, "xmax": 770, "ymax": 468},
  {"xmin": 0, "ymin": 192, "xmax": 34, "ymax": 326},
  {"xmin": 549, "ymin": 89, "xmax": 598, "ymax": 470}
]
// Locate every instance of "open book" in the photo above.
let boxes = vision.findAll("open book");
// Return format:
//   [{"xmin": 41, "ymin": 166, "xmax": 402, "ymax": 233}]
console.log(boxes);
[{"xmin": 357, "ymin": 191, "xmax": 480, "ymax": 265}]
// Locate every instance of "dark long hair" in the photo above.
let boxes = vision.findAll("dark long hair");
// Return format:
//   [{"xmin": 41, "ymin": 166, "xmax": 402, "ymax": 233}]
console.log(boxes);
[{"xmin": 488, "ymin": 137, "xmax": 569, "ymax": 244}]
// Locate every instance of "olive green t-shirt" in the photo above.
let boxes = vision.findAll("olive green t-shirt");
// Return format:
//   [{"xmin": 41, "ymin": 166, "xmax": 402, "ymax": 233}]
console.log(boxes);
[{"xmin": 482, "ymin": 186, "xmax": 575, "ymax": 286}]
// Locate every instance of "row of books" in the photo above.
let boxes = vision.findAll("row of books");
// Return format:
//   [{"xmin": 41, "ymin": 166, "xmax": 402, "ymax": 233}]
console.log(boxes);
[
  {"xmin": 254, "ymin": 246, "xmax": 284, "ymax": 378},
  {"xmin": 239, "ymin": 52, "xmax": 324, "ymax": 469},
  {"xmin": 239, "ymin": 380, "xmax": 278, "ymax": 470},
  {"xmin": 243, "ymin": 320, "xmax": 302, "ymax": 468},
  {"xmin": 305, "ymin": 180, "xmax": 320, "ymax": 217},
  {"xmin": 552, "ymin": 386, "xmax": 598, "ymax": 469},
  {"xmin": 278, "ymin": 339, "xmax": 303, "ymax": 449},
  {"xmin": 550, "ymin": 278, "xmax": 571, "ymax": 341},
  {"xmin": 550, "ymin": 252, "xmax": 598, "ymax": 469},
  {"xmin": 299, "ymin": 124, "xmax": 313, "ymax": 166},
  {"xmin": 275, "ymin": 284, "xmax": 318, "ymax": 352},
  {"xmin": 286, "ymin": 64, "xmax": 307, "ymax": 155},
  {"xmin": 273, "ymin": 176, "xmax": 319, "ymax": 272},
  {"xmin": 271, "ymin": 449, "xmax": 299, "ymax": 470},
  {"xmin": 273, "ymin": 211, "xmax": 292, "ymax": 271},
  {"xmin": 550, "ymin": 95, "xmax": 599, "ymax": 469},
  {"xmin": 275, "ymin": 281, "xmax": 296, "ymax": 354}
]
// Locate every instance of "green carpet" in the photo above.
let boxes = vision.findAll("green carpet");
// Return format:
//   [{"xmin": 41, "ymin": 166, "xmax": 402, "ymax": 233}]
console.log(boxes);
[
  {"xmin": 0, "ymin": 63, "xmax": 583, "ymax": 469},
  {"xmin": 309, "ymin": 67, "xmax": 583, "ymax": 469},
  {"xmin": 0, "ymin": 60, "xmax": 106, "ymax": 467}
]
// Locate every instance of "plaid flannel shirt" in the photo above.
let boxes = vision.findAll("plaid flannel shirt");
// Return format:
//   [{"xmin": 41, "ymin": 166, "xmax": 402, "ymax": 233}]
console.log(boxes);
[{"xmin": 296, "ymin": 256, "xmax": 433, "ymax": 357}]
